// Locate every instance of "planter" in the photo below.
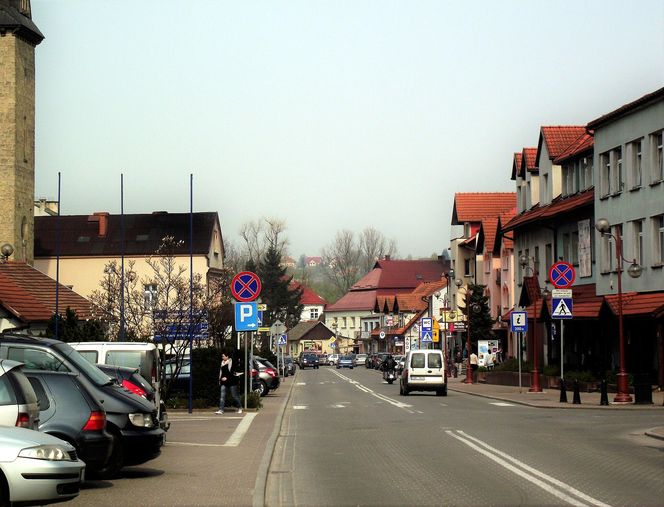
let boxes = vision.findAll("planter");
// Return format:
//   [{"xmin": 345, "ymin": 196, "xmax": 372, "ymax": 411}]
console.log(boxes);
[{"xmin": 484, "ymin": 371, "xmax": 602, "ymax": 392}]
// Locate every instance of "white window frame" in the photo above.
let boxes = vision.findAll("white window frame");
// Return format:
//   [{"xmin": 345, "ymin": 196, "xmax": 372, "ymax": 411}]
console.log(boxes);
[
  {"xmin": 651, "ymin": 130, "xmax": 664, "ymax": 183},
  {"xmin": 629, "ymin": 138, "xmax": 643, "ymax": 189},
  {"xmin": 631, "ymin": 219, "xmax": 644, "ymax": 266},
  {"xmin": 600, "ymin": 151, "xmax": 611, "ymax": 196},
  {"xmin": 653, "ymin": 214, "xmax": 664, "ymax": 266},
  {"xmin": 143, "ymin": 283, "xmax": 157, "ymax": 309}
]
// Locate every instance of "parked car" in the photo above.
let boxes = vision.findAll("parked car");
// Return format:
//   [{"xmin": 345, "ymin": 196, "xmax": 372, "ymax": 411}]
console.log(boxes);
[
  {"xmin": 25, "ymin": 370, "xmax": 114, "ymax": 474},
  {"xmin": 164, "ymin": 356, "xmax": 190, "ymax": 394},
  {"xmin": 365, "ymin": 354, "xmax": 376, "ymax": 369},
  {"xmin": 354, "ymin": 353, "xmax": 368, "ymax": 366},
  {"xmin": 327, "ymin": 353, "xmax": 339, "ymax": 365},
  {"xmin": 0, "ymin": 426, "xmax": 85, "ymax": 506},
  {"xmin": 283, "ymin": 356, "xmax": 295, "ymax": 376},
  {"xmin": 298, "ymin": 353, "xmax": 319, "ymax": 369},
  {"xmin": 318, "ymin": 354, "xmax": 328, "ymax": 366},
  {"xmin": 0, "ymin": 359, "xmax": 39, "ymax": 430},
  {"xmin": 252, "ymin": 357, "xmax": 280, "ymax": 397},
  {"xmin": 0, "ymin": 334, "xmax": 164, "ymax": 479},
  {"xmin": 400, "ymin": 349, "xmax": 447, "ymax": 396},
  {"xmin": 394, "ymin": 355, "xmax": 405, "ymax": 372},
  {"xmin": 336, "ymin": 355, "xmax": 354, "ymax": 369}
]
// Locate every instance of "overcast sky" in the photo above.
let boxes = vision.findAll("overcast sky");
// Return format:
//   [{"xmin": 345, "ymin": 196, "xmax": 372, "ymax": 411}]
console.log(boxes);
[{"xmin": 32, "ymin": 0, "xmax": 664, "ymax": 259}]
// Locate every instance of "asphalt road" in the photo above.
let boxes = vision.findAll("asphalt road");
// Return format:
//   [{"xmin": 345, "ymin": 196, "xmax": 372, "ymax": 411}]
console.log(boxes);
[{"xmin": 266, "ymin": 366, "xmax": 664, "ymax": 507}]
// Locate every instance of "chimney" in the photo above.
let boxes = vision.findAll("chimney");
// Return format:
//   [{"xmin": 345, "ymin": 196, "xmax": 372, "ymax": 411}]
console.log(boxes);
[
  {"xmin": 88, "ymin": 212, "xmax": 109, "ymax": 237},
  {"xmin": 384, "ymin": 255, "xmax": 391, "ymax": 261}
]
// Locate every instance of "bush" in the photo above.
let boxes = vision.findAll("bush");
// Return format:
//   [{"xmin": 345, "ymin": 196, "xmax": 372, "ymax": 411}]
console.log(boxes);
[
  {"xmin": 564, "ymin": 370, "xmax": 594, "ymax": 383},
  {"xmin": 243, "ymin": 391, "xmax": 263, "ymax": 410},
  {"xmin": 493, "ymin": 358, "xmax": 532, "ymax": 372},
  {"xmin": 542, "ymin": 365, "xmax": 560, "ymax": 377}
]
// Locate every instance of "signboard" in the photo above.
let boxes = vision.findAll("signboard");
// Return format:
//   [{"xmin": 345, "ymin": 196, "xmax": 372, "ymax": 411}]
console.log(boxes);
[
  {"xmin": 421, "ymin": 317, "xmax": 433, "ymax": 342},
  {"xmin": 510, "ymin": 311, "xmax": 528, "ymax": 333},
  {"xmin": 231, "ymin": 271, "xmax": 262, "ymax": 302},
  {"xmin": 234, "ymin": 302, "xmax": 258, "ymax": 331},
  {"xmin": 153, "ymin": 310, "xmax": 208, "ymax": 342},
  {"xmin": 549, "ymin": 261, "xmax": 575, "ymax": 289},
  {"xmin": 379, "ymin": 331, "xmax": 386, "ymax": 339},
  {"xmin": 551, "ymin": 297, "xmax": 573, "ymax": 319},
  {"xmin": 432, "ymin": 319, "xmax": 440, "ymax": 343},
  {"xmin": 277, "ymin": 334, "xmax": 287, "ymax": 346}
]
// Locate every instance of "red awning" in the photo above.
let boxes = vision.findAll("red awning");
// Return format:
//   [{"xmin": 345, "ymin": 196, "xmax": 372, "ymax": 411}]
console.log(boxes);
[{"xmin": 603, "ymin": 291, "xmax": 664, "ymax": 317}]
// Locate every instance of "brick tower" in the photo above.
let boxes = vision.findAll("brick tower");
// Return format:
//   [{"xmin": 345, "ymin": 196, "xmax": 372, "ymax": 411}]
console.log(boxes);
[{"xmin": 0, "ymin": 0, "xmax": 43, "ymax": 264}]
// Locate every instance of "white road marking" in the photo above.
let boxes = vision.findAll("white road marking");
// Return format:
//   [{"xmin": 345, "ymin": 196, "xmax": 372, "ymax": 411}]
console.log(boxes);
[
  {"xmin": 446, "ymin": 430, "xmax": 611, "ymax": 507},
  {"xmin": 223, "ymin": 412, "xmax": 257, "ymax": 446},
  {"xmin": 169, "ymin": 416, "xmax": 243, "ymax": 421},
  {"xmin": 329, "ymin": 369, "xmax": 412, "ymax": 409},
  {"xmin": 490, "ymin": 402, "xmax": 515, "ymax": 407},
  {"xmin": 168, "ymin": 441, "xmax": 225, "ymax": 447},
  {"xmin": 296, "ymin": 382, "xmax": 306, "ymax": 385},
  {"xmin": 331, "ymin": 404, "xmax": 345, "ymax": 408},
  {"xmin": 293, "ymin": 405, "xmax": 307, "ymax": 410}
]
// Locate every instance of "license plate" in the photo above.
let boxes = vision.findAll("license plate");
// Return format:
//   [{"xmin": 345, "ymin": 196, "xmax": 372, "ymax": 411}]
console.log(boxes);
[{"xmin": 410, "ymin": 376, "xmax": 424, "ymax": 381}]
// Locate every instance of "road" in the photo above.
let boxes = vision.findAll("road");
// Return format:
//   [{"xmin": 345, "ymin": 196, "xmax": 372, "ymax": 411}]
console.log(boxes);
[{"xmin": 266, "ymin": 366, "xmax": 664, "ymax": 506}]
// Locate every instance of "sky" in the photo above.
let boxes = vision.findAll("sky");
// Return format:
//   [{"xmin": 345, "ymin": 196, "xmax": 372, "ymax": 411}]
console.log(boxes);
[{"xmin": 32, "ymin": 0, "xmax": 664, "ymax": 260}]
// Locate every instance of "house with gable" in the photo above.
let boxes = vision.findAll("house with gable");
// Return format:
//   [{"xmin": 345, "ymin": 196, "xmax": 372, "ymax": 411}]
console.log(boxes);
[
  {"xmin": 290, "ymin": 280, "xmax": 327, "ymax": 322},
  {"xmin": 324, "ymin": 257, "xmax": 449, "ymax": 353}
]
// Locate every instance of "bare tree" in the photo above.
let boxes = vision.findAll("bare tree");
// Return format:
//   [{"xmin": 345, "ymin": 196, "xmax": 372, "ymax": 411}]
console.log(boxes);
[
  {"xmin": 359, "ymin": 227, "xmax": 397, "ymax": 272},
  {"xmin": 239, "ymin": 217, "xmax": 289, "ymax": 266},
  {"xmin": 321, "ymin": 230, "xmax": 362, "ymax": 295}
]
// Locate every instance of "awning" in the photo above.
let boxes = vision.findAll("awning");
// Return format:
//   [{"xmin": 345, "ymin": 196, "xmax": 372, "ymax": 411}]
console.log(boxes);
[{"xmin": 603, "ymin": 291, "xmax": 664, "ymax": 317}]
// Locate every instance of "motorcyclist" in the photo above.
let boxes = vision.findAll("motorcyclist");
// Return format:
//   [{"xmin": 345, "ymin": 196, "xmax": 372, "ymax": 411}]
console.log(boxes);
[{"xmin": 382, "ymin": 355, "xmax": 397, "ymax": 378}]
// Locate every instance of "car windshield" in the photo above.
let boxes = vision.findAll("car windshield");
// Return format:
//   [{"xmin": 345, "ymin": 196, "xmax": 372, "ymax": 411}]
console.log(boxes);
[
  {"xmin": 54, "ymin": 342, "xmax": 113, "ymax": 386},
  {"xmin": 341, "ymin": 356, "xmax": 352, "ymax": 360}
]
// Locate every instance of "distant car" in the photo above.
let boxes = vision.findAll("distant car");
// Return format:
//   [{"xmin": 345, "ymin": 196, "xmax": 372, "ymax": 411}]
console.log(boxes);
[
  {"xmin": 253, "ymin": 357, "xmax": 280, "ymax": 396},
  {"xmin": 327, "ymin": 354, "xmax": 339, "ymax": 366},
  {"xmin": 283, "ymin": 356, "xmax": 295, "ymax": 376},
  {"xmin": 0, "ymin": 426, "xmax": 85, "ymax": 506},
  {"xmin": 298, "ymin": 353, "xmax": 319, "ymax": 370},
  {"xmin": 318, "ymin": 354, "xmax": 328, "ymax": 366},
  {"xmin": 337, "ymin": 355, "xmax": 354, "ymax": 369},
  {"xmin": 0, "ymin": 359, "xmax": 39, "ymax": 430},
  {"xmin": 393, "ymin": 355, "xmax": 405, "ymax": 372},
  {"xmin": 25, "ymin": 370, "xmax": 114, "ymax": 474},
  {"xmin": 354, "ymin": 353, "xmax": 368, "ymax": 366}
]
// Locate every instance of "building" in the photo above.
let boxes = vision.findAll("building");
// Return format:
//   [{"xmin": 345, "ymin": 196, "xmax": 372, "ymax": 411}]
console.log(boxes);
[
  {"xmin": 290, "ymin": 280, "xmax": 327, "ymax": 322},
  {"xmin": 0, "ymin": 0, "xmax": 43, "ymax": 264}
]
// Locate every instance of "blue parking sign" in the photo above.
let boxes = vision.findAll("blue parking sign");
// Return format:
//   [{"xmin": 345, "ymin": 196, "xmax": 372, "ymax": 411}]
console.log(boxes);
[{"xmin": 234, "ymin": 302, "xmax": 258, "ymax": 331}]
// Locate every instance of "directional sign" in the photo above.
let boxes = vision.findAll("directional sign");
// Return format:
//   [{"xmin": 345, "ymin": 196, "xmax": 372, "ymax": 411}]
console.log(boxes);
[
  {"xmin": 234, "ymin": 302, "xmax": 259, "ymax": 331},
  {"xmin": 552, "ymin": 298, "xmax": 573, "ymax": 319},
  {"xmin": 510, "ymin": 311, "xmax": 528, "ymax": 332},
  {"xmin": 231, "ymin": 271, "xmax": 262, "ymax": 302},
  {"xmin": 549, "ymin": 261, "xmax": 575, "ymax": 289}
]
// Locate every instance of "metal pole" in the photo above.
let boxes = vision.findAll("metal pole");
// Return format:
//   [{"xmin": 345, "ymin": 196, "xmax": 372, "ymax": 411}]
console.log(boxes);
[
  {"xmin": 188, "ymin": 174, "xmax": 193, "ymax": 414},
  {"xmin": 55, "ymin": 172, "xmax": 61, "ymax": 340},
  {"xmin": 560, "ymin": 321, "xmax": 564, "ymax": 381},
  {"xmin": 614, "ymin": 232, "xmax": 632, "ymax": 403},
  {"xmin": 530, "ymin": 287, "xmax": 542, "ymax": 392},
  {"xmin": 518, "ymin": 331, "xmax": 523, "ymax": 393},
  {"xmin": 120, "ymin": 173, "xmax": 125, "ymax": 341},
  {"xmin": 244, "ymin": 332, "xmax": 248, "ymax": 410}
]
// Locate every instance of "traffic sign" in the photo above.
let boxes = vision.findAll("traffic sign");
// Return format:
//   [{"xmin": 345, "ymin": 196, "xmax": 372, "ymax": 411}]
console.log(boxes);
[
  {"xmin": 231, "ymin": 271, "xmax": 262, "ymax": 302},
  {"xmin": 510, "ymin": 311, "xmax": 528, "ymax": 333},
  {"xmin": 278, "ymin": 334, "xmax": 287, "ymax": 346},
  {"xmin": 549, "ymin": 261, "xmax": 575, "ymax": 289},
  {"xmin": 552, "ymin": 298, "xmax": 573, "ymax": 319},
  {"xmin": 234, "ymin": 302, "xmax": 259, "ymax": 331},
  {"xmin": 379, "ymin": 331, "xmax": 386, "ymax": 339},
  {"xmin": 421, "ymin": 332, "xmax": 433, "ymax": 342},
  {"xmin": 421, "ymin": 317, "xmax": 432, "ymax": 342}
]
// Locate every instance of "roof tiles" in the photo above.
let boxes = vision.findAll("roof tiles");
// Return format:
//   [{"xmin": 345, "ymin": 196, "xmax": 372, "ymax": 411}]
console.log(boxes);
[
  {"xmin": 452, "ymin": 193, "xmax": 517, "ymax": 225},
  {"xmin": 539, "ymin": 126, "xmax": 586, "ymax": 161}
]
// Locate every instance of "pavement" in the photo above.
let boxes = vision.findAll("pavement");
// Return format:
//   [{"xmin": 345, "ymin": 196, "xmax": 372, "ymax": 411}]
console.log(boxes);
[{"xmin": 446, "ymin": 374, "xmax": 664, "ymax": 441}]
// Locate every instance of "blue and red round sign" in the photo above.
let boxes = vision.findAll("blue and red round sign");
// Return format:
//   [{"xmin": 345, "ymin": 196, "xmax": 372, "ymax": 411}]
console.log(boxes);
[
  {"xmin": 549, "ymin": 261, "xmax": 575, "ymax": 289},
  {"xmin": 231, "ymin": 271, "xmax": 262, "ymax": 302}
]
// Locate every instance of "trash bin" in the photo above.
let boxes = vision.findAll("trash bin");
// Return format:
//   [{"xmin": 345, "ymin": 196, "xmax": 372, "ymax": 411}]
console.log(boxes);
[{"xmin": 633, "ymin": 373, "xmax": 653, "ymax": 405}]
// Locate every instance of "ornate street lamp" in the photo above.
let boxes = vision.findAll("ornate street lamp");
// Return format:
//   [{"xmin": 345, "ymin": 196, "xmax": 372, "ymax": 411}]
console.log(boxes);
[
  {"xmin": 0, "ymin": 243, "xmax": 14, "ymax": 263},
  {"xmin": 595, "ymin": 218, "xmax": 642, "ymax": 403},
  {"xmin": 519, "ymin": 255, "xmax": 550, "ymax": 393}
]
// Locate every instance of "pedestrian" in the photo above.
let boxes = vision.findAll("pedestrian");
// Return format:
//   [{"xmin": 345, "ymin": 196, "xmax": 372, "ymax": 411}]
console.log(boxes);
[
  {"xmin": 470, "ymin": 350, "xmax": 478, "ymax": 372},
  {"xmin": 215, "ymin": 351, "xmax": 243, "ymax": 415},
  {"xmin": 496, "ymin": 345, "xmax": 503, "ymax": 364},
  {"xmin": 485, "ymin": 350, "xmax": 494, "ymax": 370},
  {"xmin": 454, "ymin": 347, "xmax": 463, "ymax": 376}
]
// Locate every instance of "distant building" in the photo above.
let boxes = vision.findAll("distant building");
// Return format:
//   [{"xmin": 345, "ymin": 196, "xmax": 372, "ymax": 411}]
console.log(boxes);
[
  {"xmin": 305, "ymin": 256, "xmax": 322, "ymax": 268},
  {"xmin": 290, "ymin": 280, "xmax": 327, "ymax": 321}
]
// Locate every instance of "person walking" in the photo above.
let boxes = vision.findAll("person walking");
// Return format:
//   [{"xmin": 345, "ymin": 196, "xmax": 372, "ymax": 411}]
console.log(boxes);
[
  {"xmin": 215, "ymin": 351, "xmax": 243, "ymax": 415},
  {"xmin": 454, "ymin": 346, "xmax": 463, "ymax": 377}
]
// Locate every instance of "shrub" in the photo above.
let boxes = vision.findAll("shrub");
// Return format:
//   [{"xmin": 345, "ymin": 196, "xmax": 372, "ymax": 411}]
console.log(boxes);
[
  {"xmin": 564, "ymin": 370, "xmax": 594, "ymax": 383},
  {"xmin": 542, "ymin": 365, "xmax": 560, "ymax": 377},
  {"xmin": 494, "ymin": 358, "xmax": 532, "ymax": 372}
]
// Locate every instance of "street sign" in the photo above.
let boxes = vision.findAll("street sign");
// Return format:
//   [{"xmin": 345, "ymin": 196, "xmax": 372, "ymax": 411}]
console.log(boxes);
[
  {"xmin": 552, "ymin": 298, "xmax": 573, "ymax": 319},
  {"xmin": 234, "ymin": 302, "xmax": 259, "ymax": 331},
  {"xmin": 421, "ymin": 317, "xmax": 433, "ymax": 342},
  {"xmin": 257, "ymin": 304, "xmax": 267, "ymax": 311},
  {"xmin": 231, "ymin": 271, "xmax": 262, "ymax": 302},
  {"xmin": 278, "ymin": 334, "xmax": 287, "ymax": 346},
  {"xmin": 510, "ymin": 311, "xmax": 528, "ymax": 332},
  {"xmin": 549, "ymin": 261, "xmax": 575, "ymax": 289},
  {"xmin": 379, "ymin": 331, "xmax": 386, "ymax": 339}
]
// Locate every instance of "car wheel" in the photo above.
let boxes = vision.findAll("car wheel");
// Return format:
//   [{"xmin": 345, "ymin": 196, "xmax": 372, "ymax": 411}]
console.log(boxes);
[
  {"xmin": 259, "ymin": 380, "xmax": 269, "ymax": 397},
  {"xmin": 0, "ymin": 471, "xmax": 10, "ymax": 507},
  {"xmin": 387, "ymin": 379, "xmax": 393, "ymax": 384},
  {"xmin": 401, "ymin": 383, "xmax": 409, "ymax": 396},
  {"xmin": 92, "ymin": 432, "xmax": 124, "ymax": 479}
]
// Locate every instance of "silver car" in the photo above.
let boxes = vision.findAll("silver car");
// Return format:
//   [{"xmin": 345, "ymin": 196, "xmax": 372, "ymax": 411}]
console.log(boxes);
[
  {"xmin": 0, "ymin": 426, "xmax": 85, "ymax": 505},
  {"xmin": 0, "ymin": 359, "xmax": 39, "ymax": 429}
]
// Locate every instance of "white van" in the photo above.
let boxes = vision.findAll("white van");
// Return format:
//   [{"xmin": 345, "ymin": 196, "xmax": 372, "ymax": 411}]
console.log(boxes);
[{"xmin": 399, "ymin": 349, "xmax": 447, "ymax": 396}]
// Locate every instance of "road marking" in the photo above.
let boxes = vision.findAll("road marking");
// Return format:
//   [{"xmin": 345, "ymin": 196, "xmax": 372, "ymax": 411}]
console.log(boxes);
[
  {"xmin": 490, "ymin": 402, "xmax": 515, "ymax": 407},
  {"xmin": 169, "ymin": 416, "xmax": 244, "ymax": 421},
  {"xmin": 293, "ymin": 405, "xmax": 307, "ymax": 410},
  {"xmin": 328, "ymin": 369, "xmax": 411, "ymax": 409},
  {"xmin": 168, "ymin": 441, "xmax": 225, "ymax": 447},
  {"xmin": 446, "ymin": 430, "xmax": 611, "ymax": 507},
  {"xmin": 296, "ymin": 382, "xmax": 306, "ymax": 385},
  {"xmin": 223, "ymin": 413, "xmax": 257, "ymax": 446},
  {"xmin": 331, "ymin": 404, "xmax": 345, "ymax": 408}
]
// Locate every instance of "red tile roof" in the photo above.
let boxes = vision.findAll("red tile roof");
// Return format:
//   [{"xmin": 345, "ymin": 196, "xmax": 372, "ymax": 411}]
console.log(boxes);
[
  {"xmin": 521, "ymin": 148, "xmax": 538, "ymax": 176},
  {"xmin": 290, "ymin": 281, "xmax": 327, "ymax": 306},
  {"xmin": 587, "ymin": 87, "xmax": 664, "ymax": 130},
  {"xmin": 451, "ymin": 193, "xmax": 517, "ymax": 225},
  {"xmin": 511, "ymin": 152, "xmax": 522, "ymax": 181},
  {"xmin": 502, "ymin": 189, "xmax": 594, "ymax": 232},
  {"xmin": 353, "ymin": 259, "xmax": 447, "ymax": 291},
  {"xmin": 553, "ymin": 132, "xmax": 594, "ymax": 165},
  {"xmin": 561, "ymin": 284, "xmax": 603, "ymax": 318},
  {"xmin": 537, "ymin": 126, "xmax": 586, "ymax": 162},
  {"xmin": 603, "ymin": 291, "xmax": 664, "ymax": 317},
  {"xmin": 0, "ymin": 262, "xmax": 94, "ymax": 323},
  {"xmin": 325, "ymin": 290, "xmax": 378, "ymax": 312}
]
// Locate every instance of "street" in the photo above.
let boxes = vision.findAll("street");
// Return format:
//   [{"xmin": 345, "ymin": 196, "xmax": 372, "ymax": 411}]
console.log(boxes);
[{"xmin": 266, "ymin": 367, "xmax": 664, "ymax": 506}]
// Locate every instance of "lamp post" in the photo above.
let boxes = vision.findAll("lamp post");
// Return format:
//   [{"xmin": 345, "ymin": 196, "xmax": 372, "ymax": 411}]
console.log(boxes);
[
  {"xmin": 0, "ymin": 243, "xmax": 14, "ymax": 263},
  {"xmin": 595, "ymin": 218, "xmax": 642, "ymax": 403},
  {"xmin": 519, "ymin": 255, "xmax": 551, "ymax": 393}
]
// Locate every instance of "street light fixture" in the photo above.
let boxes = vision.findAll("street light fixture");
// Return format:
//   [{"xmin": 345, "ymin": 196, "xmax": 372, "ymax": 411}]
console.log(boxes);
[
  {"xmin": 595, "ymin": 218, "xmax": 642, "ymax": 403},
  {"xmin": 519, "ymin": 254, "xmax": 549, "ymax": 393},
  {"xmin": 0, "ymin": 243, "xmax": 14, "ymax": 263}
]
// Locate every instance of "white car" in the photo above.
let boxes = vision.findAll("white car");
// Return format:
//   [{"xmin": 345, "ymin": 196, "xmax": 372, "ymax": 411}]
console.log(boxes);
[
  {"xmin": 354, "ymin": 354, "xmax": 368, "ymax": 366},
  {"xmin": 400, "ymin": 349, "xmax": 447, "ymax": 396},
  {"xmin": 0, "ymin": 359, "xmax": 40, "ymax": 429},
  {"xmin": 0, "ymin": 426, "xmax": 85, "ymax": 505},
  {"xmin": 327, "ymin": 354, "xmax": 339, "ymax": 366}
]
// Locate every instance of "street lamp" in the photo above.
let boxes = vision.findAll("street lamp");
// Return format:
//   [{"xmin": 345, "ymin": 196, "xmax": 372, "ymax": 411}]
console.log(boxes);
[
  {"xmin": 519, "ymin": 255, "xmax": 551, "ymax": 393},
  {"xmin": 0, "ymin": 243, "xmax": 14, "ymax": 263},
  {"xmin": 595, "ymin": 218, "xmax": 642, "ymax": 403}
]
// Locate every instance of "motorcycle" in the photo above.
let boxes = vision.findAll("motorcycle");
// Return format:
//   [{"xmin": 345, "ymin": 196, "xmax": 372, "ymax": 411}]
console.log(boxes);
[{"xmin": 383, "ymin": 369, "xmax": 397, "ymax": 384}]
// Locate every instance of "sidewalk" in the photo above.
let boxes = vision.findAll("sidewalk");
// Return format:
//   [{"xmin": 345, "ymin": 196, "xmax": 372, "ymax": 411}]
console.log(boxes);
[{"xmin": 446, "ymin": 374, "xmax": 664, "ymax": 442}]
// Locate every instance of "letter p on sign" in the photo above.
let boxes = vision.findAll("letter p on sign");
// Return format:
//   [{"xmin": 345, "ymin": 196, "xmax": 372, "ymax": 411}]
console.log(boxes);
[{"xmin": 234, "ymin": 302, "xmax": 258, "ymax": 331}]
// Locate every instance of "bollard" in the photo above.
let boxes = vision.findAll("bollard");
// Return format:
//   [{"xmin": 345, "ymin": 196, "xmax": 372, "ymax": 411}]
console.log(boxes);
[
  {"xmin": 600, "ymin": 379, "xmax": 609, "ymax": 405},
  {"xmin": 572, "ymin": 379, "xmax": 581, "ymax": 404},
  {"xmin": 559, "ymin": 378, "xmax": 568, "ymax": 403},
  {"xmin": 453, "ymin": 365, "xmax": 458, "ymax": 378}
]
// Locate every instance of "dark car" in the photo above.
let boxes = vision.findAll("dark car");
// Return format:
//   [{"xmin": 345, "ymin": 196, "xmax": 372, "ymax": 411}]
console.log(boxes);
[
  {"xmin": 0, "ymin": 334, "xmax": 164, "ymax": 479},
  {"xmin": 298, "ymin": 353, "xmax": 319, "ymax": 369},
  {"xmin": 283, "ymin": 356, "xmax": 295, "ymax": 376},
  {"xmin": 25, "ymin": 371, "xmax": 114, "ymax": 474}
]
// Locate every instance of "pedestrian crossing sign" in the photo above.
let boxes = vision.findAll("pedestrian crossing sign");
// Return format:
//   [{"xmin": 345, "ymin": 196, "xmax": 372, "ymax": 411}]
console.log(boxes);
[
  {"xmin": 552, "ymin": 298, "xmax": 573, "ymax": 319},
  {"xmin": 421, "ymin": 331, "xmax": 433, "ymax": 342}
]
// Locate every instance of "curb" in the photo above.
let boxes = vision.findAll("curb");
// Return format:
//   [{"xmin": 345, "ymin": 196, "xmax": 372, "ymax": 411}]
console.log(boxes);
[
  {"xmin": 644, "ymin": 428, "xmax": 664, "ymax": 441},
  {"xmin": 253, "ymin": 373, "xmax": 297, "ymax": 507}
]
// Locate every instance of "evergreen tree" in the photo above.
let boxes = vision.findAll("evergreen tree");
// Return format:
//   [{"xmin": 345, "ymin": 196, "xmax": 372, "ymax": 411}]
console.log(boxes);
[
  {"xmin": 460, "ymin": 283, "xmax": 494, "ymax": 347},
  {"xmin": 45, "ymin": 307, "xmax": 106, "ymax": 342},
  {"xmin": 258, "ymin": 246, "xmax": 303, "ymax": 329}
]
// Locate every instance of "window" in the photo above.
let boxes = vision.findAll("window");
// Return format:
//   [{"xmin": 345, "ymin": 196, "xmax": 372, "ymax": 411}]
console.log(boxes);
[
  {"xmin": 144, "ymin": 284, "xmax": 157, "ymax": 309},
  {"xmin": 652, "ymin": 130, "xmax": 664, "ymax": 182},
  {"xmin": 341, "ymin": 317, "xmax": 347, "ymax": 328},
  {"xmin": 106, "ymin": 351, "xmax": 142, "ymax": 369},
  {"xmin": 428, "ymin": 354, "xmax": 442, "ymax": 368},
  {"xmin": 582, "ymin": 157, "xmax": 593, "ymax": 190},
  {"xmin": 534, "ymin": 246, "xmax": 540, "ymax": 275},
  {"xmin": 464, "ymin": 258, "xmax": 472, "ymax": 277},
  {"xmin": 630, "ymin": 139, "xmax": 642, "ymax": 189},
  {"xmin": 653, "ymin": 215, "xmax": 664, "ymax": 265},
  {"xmin": 562, "ymin": 233, "xmax": 570, "ymax": 262},
  {"xmin": 545, "ymin": 244, "xmax": 553, "ymax": 275},
  {"xmin": 616, "ymin": 147, "xmax": 623, "ymax": 192},
  {"xmin": 309, "ymin": 307, "xmax": 319, "ymax": 320},
  {"xmin": 632, "ymin": 220, "xmax": 644, "ymax": 266},
  {"xmin": 542, "ymin": 173, "xmax": 549, "ymax": 203},
  {"xmin": 600, "ymin": 152, "xmax": 611, "ymax": 196},
  {"xmin": 7, "ymin": 348, "xmax": 70, "ymax": 372},
  {"xmin": 411, "ymin": 353, "xmax": 425, "ymax": 368},
  {"xmin": 571, "ymin": 231, "xmax": 579, "ymax": 265},
  {"xmin": 78, "ymin": 351, "xmax": 98, "ymax": 364}
]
